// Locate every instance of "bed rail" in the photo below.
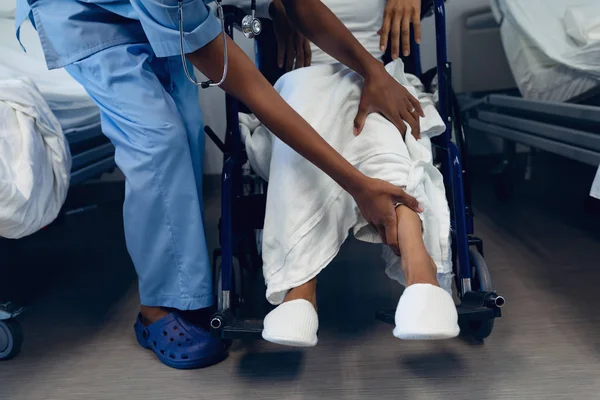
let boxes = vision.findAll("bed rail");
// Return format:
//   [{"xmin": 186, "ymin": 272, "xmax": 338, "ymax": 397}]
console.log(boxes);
[{"xmin": 463, "ymin": 94, "xmax": 600, "ymax": 167}]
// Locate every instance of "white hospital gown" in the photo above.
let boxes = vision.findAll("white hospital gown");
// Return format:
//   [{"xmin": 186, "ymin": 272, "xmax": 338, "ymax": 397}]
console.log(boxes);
[{"xmin": 241, "ymin": 0, "xmax": 453, "ymax": 304}]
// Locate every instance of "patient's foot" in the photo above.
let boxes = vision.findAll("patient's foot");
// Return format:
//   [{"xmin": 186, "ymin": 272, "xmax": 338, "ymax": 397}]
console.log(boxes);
[
  {"xmin": 262, "ymin": 279, "xmax": 319, "ymax": 347},
  {"xmin": 282, "ymin": 279, "xmax": 318, "ymax": 310},
  {"xmin": 393, "ymin": 205, "xmax": 458, "ymax": 340},
  {"xmin": 393, "ymin": 283, "xmax": 459, "ymax": 340}
]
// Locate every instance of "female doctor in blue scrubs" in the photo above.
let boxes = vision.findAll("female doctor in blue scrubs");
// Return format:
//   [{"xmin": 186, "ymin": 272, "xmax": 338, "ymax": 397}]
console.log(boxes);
[{"xmin": 16, "ymin": 0, "xmax": 424, "ymax": 368}]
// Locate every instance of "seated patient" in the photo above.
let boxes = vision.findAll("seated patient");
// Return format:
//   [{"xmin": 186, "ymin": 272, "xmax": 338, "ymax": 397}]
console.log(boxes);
[{"xmin": 241, "ymin": 0, "xmax": 459, "ymax": 346}]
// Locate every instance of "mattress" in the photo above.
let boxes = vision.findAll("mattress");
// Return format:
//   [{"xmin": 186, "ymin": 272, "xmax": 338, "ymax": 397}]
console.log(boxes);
[
  {"xmin": 0, "ymin": 17, "xmax": 100, "ymax": 134},
  {"xmin": 492, "ymin": 0, "xmax": 600, "ymax": 102}
]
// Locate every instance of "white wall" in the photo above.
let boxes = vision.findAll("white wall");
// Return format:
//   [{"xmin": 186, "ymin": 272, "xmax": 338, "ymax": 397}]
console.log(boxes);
[{"xmin": 418, "ymin": 0, "xmax": 502, "ymax": 90}]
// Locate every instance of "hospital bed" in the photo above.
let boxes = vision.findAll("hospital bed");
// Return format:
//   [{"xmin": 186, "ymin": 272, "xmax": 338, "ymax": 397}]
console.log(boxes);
[
  {"xmin": 206, "ymin": 0, "xmax": 505, "ymax": 344},
  {"xmin": 461, "ymin": 0, "xmax": 600, "ymax": 200},
  {"xmin": 0, "ymin": 16, "xmax": 115, "ymax": 360}
]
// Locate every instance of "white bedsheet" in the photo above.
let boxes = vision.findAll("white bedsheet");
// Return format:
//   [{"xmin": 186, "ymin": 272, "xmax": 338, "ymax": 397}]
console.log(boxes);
[
  {"xmin": 492, "ymin": 0, "xmax": 600, "ymax": 200},
  {"xmin": 241, "ymin": 60, "xmax": 453, "ymax": 304},
  {"xmin": 563, "ymin": 4, "xmax": 600, "ymax": 47},
  {"xmin": 497, "ymin": 0, "xmax": 600, "ymax": 77},
  {"xmin": 492, "ymin": 0, "xmax": 600, "ymax": 102},
  {"xmin": 0, "ymin": 17, "xmax": 99, "ymax": 133},
  {"xmin": 0, "ymin": 78, "xmax": 71, "ymax": 239}
]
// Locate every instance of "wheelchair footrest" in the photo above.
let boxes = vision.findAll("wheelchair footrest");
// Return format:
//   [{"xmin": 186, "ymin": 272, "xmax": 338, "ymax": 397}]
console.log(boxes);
[
  {"xmin": 223, "ymin": 318, "xmax": 263, "ymax": 339},
  {"xmin": 375, "ymin": 291, "xmax": 503, "ymax": 326},
  {"xmin": 211, "ymin": 312, "xmax": 263, "ymax": 339}
]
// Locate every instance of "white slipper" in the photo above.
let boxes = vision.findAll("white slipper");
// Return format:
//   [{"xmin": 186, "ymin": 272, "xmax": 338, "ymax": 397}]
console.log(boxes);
[
  {"xmin": 262, "ymin": 299, "xmax": 318, "ymax": 347},
  {"xmin": 393, "ymin": 283, "xmax": 460, "ymax": 340}
]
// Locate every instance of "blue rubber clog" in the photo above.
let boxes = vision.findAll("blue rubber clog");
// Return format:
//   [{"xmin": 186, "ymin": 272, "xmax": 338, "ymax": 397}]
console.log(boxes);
[{"xmin": 134, "ymin": 313, "xmax": 226, "ymax": 369}]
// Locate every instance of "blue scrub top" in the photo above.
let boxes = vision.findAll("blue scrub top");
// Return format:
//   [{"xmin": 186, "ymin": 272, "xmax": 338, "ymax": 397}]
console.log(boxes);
[{"xmin": 15, "ymin": 0, "xmax": 223, "ymax": 69}]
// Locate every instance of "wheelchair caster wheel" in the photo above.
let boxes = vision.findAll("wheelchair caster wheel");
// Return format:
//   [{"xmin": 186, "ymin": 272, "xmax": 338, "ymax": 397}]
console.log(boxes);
[
  {"xmin": 459, "ymin": 249, "xmax": 497, "ymax": 341},
  {"xmin": 460, "ymin": 318, "xmax": 494, "ymax": 341},
  {"xmin": 469, "ymin": 249, "xmax": 493, "ymax": 292},
  {"xmin": 0, "ymin": 319, "xmax": 23, "ymax": 361}
]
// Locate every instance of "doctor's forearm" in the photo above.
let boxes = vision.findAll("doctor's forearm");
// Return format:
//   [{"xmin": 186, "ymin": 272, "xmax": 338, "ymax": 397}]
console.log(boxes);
[
  {"xmin": 187, "ymin": 35, "xmax": 366, "ymax": 194},
  {"xmin": 280, "ymin": 0, "xmax": 382, "ymax": 78}
]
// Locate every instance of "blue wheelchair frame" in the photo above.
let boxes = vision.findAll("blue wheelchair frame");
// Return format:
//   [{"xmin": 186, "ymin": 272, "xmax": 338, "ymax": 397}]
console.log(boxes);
[{"xmin": 208, "ymin": 0, "xmax": 504, "ymax": 341}]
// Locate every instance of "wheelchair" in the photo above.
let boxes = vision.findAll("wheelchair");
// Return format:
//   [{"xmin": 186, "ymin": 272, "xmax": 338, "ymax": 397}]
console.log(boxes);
[{"xmin": 205, "ymin": 0, "xmax": 505, "ymax": 343}]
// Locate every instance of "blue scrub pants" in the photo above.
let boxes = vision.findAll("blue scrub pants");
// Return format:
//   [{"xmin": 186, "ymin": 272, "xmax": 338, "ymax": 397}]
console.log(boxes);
[{"xmin": 65, "ymin": 44, "xmax": 213, "ymax": 310}]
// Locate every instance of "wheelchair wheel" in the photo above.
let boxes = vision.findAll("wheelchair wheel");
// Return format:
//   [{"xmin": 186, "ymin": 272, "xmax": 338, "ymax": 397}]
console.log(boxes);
[
  {"xmin": 0, "ymin": 319, "xmax": 23, "ymax": 361},
  {"xmin": 469, "ymin": 249, "xmax": 493, "ymax": 292},
  {"xmin": 460, "ymin": 249, "xmax": 495, "ymax": 340}
]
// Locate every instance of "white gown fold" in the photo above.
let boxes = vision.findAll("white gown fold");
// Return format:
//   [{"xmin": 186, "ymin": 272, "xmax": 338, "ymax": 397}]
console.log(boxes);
[{"xmin": 241, "ymin": 60, "xmax": 452, "ymax": 304}]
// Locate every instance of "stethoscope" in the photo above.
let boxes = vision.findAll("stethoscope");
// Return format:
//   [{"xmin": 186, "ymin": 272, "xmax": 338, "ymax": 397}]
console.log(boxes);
[{"xmin": 178, "ymin": 0, "xmax": 262, "ymax": 89}]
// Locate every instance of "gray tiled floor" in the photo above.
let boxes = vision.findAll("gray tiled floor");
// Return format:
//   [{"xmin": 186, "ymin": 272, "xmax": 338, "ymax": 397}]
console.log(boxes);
[{"xmin": 1, "ymin": 162, "xmax": 600, "ymax": 400}]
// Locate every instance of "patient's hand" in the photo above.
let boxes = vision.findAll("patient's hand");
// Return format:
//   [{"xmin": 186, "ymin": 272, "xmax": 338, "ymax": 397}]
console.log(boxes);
[
  {"xmin": 270, "ymin": 0, "xmax": 312, "ymax": 71},
  {"xmin": 378, "ymin": 0, "xmax": 422, "ymax": 59},
  {"xmin": 354, "ymin": 64, "xmax": 424, "ymax": 139}
]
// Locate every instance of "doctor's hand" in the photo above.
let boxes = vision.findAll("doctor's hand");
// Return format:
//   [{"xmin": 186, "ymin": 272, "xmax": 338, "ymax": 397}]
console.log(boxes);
[
  {"xmin": 354, "ymin": 65, "xmax": 424, "ymax": 139},
  {"xmin": 378, "ymin": 0, "xmax": 422, "ymax": 59},
  {"xmin": 270, "ymin": 0, "xmax": 312, "ymax": 71},
  {"xmin": 352, "ymin": 177, "xmax": 422, "ymax": 255}
]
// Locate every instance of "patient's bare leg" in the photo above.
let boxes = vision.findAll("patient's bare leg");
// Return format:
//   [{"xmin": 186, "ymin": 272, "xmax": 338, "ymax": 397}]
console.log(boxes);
[
  {"xmin": 282, "ymin": 278, "xmax": 317, "ymax": 310},
  {"xmin": 395, "ymin": 205, "xmax": 439, "ymax": 287},
  {"xmin": 393, "ymin": 206, "xmax": 459, "ymax": 340},
  {"xmin": 275, "ymin": 205, "xmax": 435, "ymax": 312}
]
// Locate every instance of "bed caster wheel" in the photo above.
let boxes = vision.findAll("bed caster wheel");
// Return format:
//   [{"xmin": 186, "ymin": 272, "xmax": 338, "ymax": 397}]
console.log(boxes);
[{"xmin": 0, "ymin": 319, "xmax": 24, "ymax": 361}]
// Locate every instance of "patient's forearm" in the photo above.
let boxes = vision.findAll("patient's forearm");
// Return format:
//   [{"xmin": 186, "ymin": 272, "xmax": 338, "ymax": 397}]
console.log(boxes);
[
  {"xmin": 280, "ymin": 0, "xmax": 383, "ymax": 78},
  {"xmin": 187, "ymin": 34, "xmax": 365, "ymax": 194}
]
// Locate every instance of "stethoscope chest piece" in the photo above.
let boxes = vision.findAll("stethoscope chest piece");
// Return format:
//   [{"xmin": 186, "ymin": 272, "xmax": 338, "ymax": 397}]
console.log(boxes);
[
  {"xmin": 241, "ymin": 13, "xmax": 262, "ymax": 39},
  {"xmin": 178, "ymin": 0, "xmax": 261, "ymax": 88}
]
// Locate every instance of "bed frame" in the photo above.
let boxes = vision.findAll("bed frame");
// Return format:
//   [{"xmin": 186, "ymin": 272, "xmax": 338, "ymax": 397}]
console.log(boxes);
[
  {"xmin": 0, "ymin": 123, "xmax": 116, "ymax": 360},
  {"xmin": 460, "ymin": 83, "xmax": 600, "ymax": 200},
  {"xmin": 460, "ymin": 3, "xmax": 600, "ymax": 200}
]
